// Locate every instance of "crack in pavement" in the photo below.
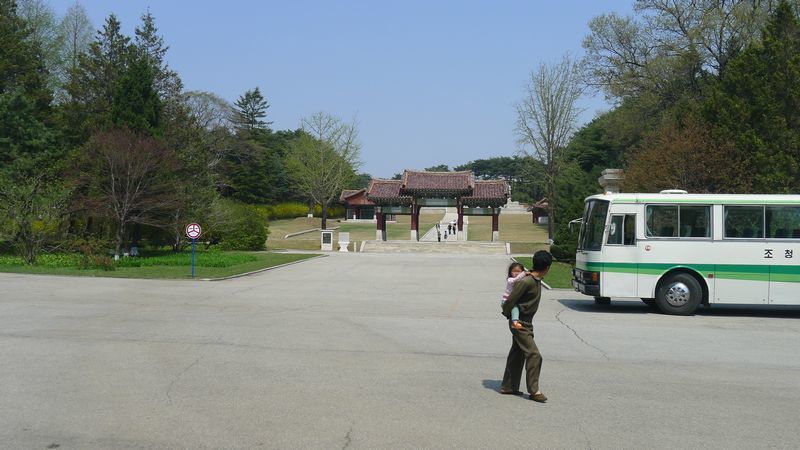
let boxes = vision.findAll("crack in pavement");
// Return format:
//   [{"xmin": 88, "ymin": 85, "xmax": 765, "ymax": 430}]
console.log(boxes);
[
  {"xmin": 342, "ymin": 422, "xmax": 354, "ymax": 449},
  {"xmin": 165, "ymin": 357, "xmax": 200, "ymax": 405},
  {"xmin": 555, "ymin": 309, "xmax": 609, "ymax": 360}
]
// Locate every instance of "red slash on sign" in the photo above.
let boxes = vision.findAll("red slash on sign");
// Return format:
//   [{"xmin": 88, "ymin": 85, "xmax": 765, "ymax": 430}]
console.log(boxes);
[{"xmin": 185, "ymin": 223, "xmax": 202, "ymax": 239}]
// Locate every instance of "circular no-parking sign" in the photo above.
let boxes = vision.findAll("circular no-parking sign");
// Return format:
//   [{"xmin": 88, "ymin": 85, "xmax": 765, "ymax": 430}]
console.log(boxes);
[{"xmin": 185, "ymin": 223, "xmax": 202, "ymax": 239}]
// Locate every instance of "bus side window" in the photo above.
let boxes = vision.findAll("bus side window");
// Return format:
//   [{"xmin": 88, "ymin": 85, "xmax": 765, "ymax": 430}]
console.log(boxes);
[
  {"xmin": 766, "ymin": 206, "xmax": 800, "ymax": 239},
  {"xmin": 646, "ymin": 205, "xmax": 678, "ymax": 237},
  {"xmin": 623, "ymin": 214, "xmax": 636, "ymax": 245},
  {"xmin": 607, "ymin": 215, "xmax": 623, "ymax": 245},
  {"xmin": 725, "ymin": 206, "xmax": 764, "ymax": 238}
]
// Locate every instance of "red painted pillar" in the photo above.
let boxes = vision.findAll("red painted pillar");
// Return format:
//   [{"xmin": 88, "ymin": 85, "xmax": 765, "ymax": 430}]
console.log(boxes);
[
  {"xmin": 492, "ymin": 212, "xmax": 500, "ymax": 242},
  {"xmin": 410, "ymin": 206, "xmax": 419, "ymax": 241},
  {"xmin": 376, "ymin": 212, "xmax": 385, "ymax": 240}
]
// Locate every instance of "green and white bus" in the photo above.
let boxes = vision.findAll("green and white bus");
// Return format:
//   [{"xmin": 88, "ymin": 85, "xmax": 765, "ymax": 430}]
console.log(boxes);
[{"xmin": 571, "ymin": 191, "xmax": 800, "ymax": 315}]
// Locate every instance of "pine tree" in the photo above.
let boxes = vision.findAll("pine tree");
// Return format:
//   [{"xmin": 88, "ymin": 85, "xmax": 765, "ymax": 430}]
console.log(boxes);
[
  {"xmin": 232, "ymin": 87, "xmax": 272, "ymax": 133},
  {"xmin": 0, "ymin": 0, "xmax": 52, "ymax": 115},
  {"xmin": 704, "ymin": 0, "xmax": 800, "ymax": 192},
  {"xmin": 111, "ymin": 55, "xmax": 162, "ymax": 134},
  {"xmin": 134, "ymin": 10, "xmax": 183, "ymax": 100},
  {"xmin": 67, "ymin": 14, "xmax": 132, "ymax": 130}
]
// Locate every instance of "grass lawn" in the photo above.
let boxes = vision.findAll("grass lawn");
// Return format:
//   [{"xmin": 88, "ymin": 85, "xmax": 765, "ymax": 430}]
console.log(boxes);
[
  {"xmin": 267, "ymin": 213, "xmax": 444, "ymax": 251},
  {"xmin": 0, "ymin": 251, "xmax": 318, "ymax": 280},
  {"xmin": 511, "ymin": 256, "xmax": 573, "ymax": 289},
  {"xmin": 468, "ymin": 214, "xmax": 549, "ymax": 243}
]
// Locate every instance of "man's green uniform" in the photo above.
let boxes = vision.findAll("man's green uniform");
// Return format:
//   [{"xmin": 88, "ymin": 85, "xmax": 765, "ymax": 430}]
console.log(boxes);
[{"xmin": 500, "ymin": 275, "xmax": 543, "ymax": 395}]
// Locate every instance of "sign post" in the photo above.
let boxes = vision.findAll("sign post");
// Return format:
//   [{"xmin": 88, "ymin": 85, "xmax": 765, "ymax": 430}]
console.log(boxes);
[{"xmin": 185, "ymin": 223, "xmax": 202, "ymax": 278}]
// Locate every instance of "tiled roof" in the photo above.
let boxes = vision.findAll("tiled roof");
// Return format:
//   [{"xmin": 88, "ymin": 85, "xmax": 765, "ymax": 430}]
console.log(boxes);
[
  {"xmin": 401, "ymin": 170, "xmax": 475, "ymax": 194},
  {"xmin": 463, "ymin": 180, "xmax": 509, "ymax": 206},
  {"xmin": 366, "ymin": 179, "xmax": 412, "ymax": 205},
  {"xmin": 366, "ymin": 172, "xmax": 507, "ymax": 206},
  {"xmin": 339, "ymin": 189, "xmax": 364, "ymax": 203},
  {"xmin": 466, "ymin": 180, "xmax": 508, "ymax": 199}
]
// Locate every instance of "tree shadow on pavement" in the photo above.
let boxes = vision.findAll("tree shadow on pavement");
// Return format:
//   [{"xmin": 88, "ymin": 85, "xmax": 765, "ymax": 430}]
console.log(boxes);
[{"xmin": 556, "ymin": 298, "xmax": 800, "ymax": 319}]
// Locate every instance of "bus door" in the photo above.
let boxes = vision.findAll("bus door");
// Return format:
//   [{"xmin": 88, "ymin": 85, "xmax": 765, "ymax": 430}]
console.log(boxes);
[
  {"xmin": 716, "ymin": 206, "xmax": 769, "ymax": 304},
  {"xmin": 766, "ymin": 206, "xmax": 800, "ymax": 304},
  {"xmin": 603, "ymin": 208, "xmax": 638, "ymax": 297}
]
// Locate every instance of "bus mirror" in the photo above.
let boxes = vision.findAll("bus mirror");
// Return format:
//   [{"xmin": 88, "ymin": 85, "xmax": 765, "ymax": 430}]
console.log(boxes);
[{"xmin": 568, "ymin": 218, "xmax": 583, "ymax": 233}]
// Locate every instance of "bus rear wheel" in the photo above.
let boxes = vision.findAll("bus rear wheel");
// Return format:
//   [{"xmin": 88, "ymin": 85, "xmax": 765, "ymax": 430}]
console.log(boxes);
[{"xmin": 655, "ymin": 273, "xmax": 702, "ymax": 315}]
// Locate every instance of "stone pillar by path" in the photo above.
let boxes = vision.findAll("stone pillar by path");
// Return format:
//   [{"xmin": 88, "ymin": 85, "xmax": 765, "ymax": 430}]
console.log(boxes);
[{"xmin": 491, "ymin": 212, "xmax": 499, "ymax": 242}]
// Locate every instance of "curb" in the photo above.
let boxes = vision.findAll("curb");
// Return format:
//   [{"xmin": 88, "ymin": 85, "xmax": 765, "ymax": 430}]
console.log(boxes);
[{"xmin": 200, "ymin": 254, "xmax": 327, "ymax": 281}]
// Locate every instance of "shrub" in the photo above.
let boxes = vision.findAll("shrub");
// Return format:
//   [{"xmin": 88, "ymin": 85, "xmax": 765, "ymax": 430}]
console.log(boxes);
[
  {"xmin": 216, "ymin": 201, "xmax": 269, "ymax": 250},
  {"xmin": 549, "ymin": 243, "xmax": 575, "ymax": 262},
  {"xmin": 260, "ymin": 202, "xmax": 346, "ymax": 220},
  {"xmin": 263, "ymin": 202, "xmax": 309, "ymax": 220},
  {"xmin": 72, "ymin": 237, "xmax": 116, "ymax": 270},
  {"xmin": 313, "ymin": 204, "xmax": 345, "ymax": 218}
]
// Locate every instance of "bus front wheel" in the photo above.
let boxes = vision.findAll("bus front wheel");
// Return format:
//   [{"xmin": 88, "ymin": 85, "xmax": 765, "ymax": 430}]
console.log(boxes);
[{"xmin": 655, "ymin": 274, "xmax": 702, "ymax": 315}]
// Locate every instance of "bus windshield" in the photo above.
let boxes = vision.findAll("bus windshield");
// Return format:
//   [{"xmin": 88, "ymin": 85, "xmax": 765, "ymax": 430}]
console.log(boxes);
[{"xmin": 578, "ymin": 199, "xmax": 609, "ymax": 251}]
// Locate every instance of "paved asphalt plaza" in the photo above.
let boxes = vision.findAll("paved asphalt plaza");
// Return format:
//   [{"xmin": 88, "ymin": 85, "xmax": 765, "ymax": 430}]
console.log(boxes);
[{"xmin": 1, "ymin": 253, "xmax": 799, "ymax": 449}]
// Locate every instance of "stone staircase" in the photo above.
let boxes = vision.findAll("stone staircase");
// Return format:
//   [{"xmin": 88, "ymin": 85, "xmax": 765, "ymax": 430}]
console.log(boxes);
[
  {"xmin": 501, "ymin": 200, "xmax": 529, "ymax": 214},
  {"xmin": 361, "ymin": 240, "xmax": 508, "ymax": 255}
]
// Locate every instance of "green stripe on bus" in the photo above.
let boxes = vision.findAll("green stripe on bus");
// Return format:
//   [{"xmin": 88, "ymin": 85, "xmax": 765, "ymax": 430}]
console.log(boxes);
[{"xmin": 575, "ymin": 261, "xmax": 800, "ymax": 282}]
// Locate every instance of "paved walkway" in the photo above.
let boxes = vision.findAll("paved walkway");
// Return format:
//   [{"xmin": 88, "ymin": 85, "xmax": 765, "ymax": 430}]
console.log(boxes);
[
  {"xmin": 2, "ymin": 254, "xmax": 799, "ymax": 448},
  {"xmin": 420, "ymin": 207, "xmax": 468, "ymax": 241}
]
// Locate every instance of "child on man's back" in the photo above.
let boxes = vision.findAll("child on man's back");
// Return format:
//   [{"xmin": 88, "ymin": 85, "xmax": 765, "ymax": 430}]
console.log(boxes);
[{"xmin": 502, "ymin": 262, "xmax": 528, "ymax": 329}]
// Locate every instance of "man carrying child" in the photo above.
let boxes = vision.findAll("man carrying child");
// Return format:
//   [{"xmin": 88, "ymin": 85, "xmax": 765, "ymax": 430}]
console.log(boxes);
[{"xmin": 500, "ymin": 250, "xmax": 552, "ymax": 403}]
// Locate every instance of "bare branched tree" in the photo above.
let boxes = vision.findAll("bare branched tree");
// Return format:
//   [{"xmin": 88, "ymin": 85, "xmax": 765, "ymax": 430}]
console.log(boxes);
[
  {"xmin": 584, "ymin": 1, "xmax": 779, "ymax": 100},
  {"xmin": 76, "ymin": 129, "xmax": 178, "ymax": 258},
  {"xmin": 286, "ymin": 112, "xmax": 361, "ymax": 230},
  {"xmin": 515, "ymin": 55, "xmax": 584, "ymax": 240},
  {"xmin": 59, "ymin": 1, "xmax": 93, "ymax": 78}
]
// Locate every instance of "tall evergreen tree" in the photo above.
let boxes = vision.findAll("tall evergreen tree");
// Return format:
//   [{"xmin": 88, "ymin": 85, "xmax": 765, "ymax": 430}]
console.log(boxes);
[
  {"xmin": 134, "ymin": 10, "xmax": 183, "ymax": 101},
  {"xmin": 704, "ymin": 0, "xmax": 800, "ymax": 193},
  {"xmin": 111, "ymin": 55, "xmax": 162, "ymax": 134},
  {"xmin": 67, "ymin": 14, "xmax": 131, "ymax": 131},
  {"xmin": 232, "ymin": 87, "xmax": 272, "ymax": 133},
  {"xmin": 0, "ymin": 0, "xmax": 52, "ymax": 114}
]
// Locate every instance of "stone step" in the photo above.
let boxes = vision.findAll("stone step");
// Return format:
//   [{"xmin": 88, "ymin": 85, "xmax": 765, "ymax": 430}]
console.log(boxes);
[{"xmin": 361, "ymin": 240, "xmax": 508, "ymax": 255}]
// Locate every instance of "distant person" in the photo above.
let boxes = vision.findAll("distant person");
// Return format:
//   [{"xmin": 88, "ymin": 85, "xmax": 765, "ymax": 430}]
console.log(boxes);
[
  {"xmin": 444, "ymin": 229, "xmax": 448, "ymax": 240},
  {"xmin": 502, "ymin": 262, "xmax": 529, "ymax": 330},
  {"xmin": 500, "ymin": 250, "xmax": 552, "ymax": 403}
]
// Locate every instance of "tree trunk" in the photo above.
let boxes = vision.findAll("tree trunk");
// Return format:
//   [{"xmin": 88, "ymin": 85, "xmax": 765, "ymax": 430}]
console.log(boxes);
[
  {"xmin": 172, "ymin": 210, "xmax": 182, "ymax": 252},
  {"xmin": 114, "ymin": 222, "xmax": 125, "ymax": 260},
  {"xmin": 321, "ymin": 203, "xmax": 328, "ymax": 230},
  {"xmin": 547, "ymin": 177, "xmax": 555, "ymax": 241}
]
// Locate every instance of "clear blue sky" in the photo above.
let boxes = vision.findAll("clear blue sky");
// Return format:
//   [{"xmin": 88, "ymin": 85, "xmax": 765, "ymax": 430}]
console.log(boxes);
[{"xmin": 51, "ymin": 0, "xmax": 633, "ymax": 178}]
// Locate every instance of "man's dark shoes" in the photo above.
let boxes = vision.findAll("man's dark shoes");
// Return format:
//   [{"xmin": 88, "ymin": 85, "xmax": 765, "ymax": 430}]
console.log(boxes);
[
  {"xmin": 530, "ymin": 392, "xmax": 547, "ymax": 403},
  {"xmin": 500, "ymin": 389, "xmax": 523, "ymax": 395}
]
